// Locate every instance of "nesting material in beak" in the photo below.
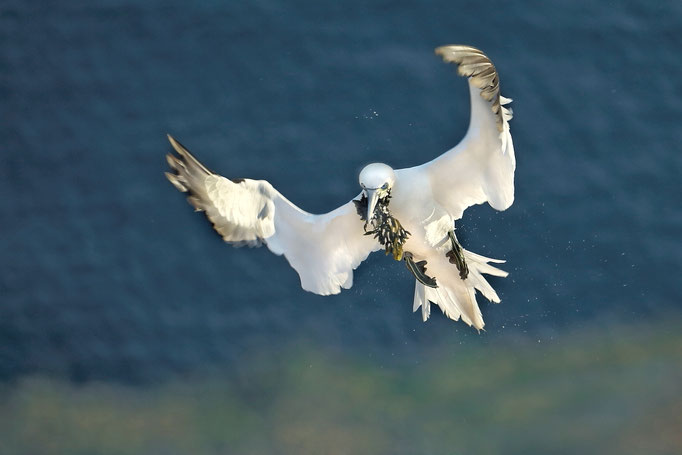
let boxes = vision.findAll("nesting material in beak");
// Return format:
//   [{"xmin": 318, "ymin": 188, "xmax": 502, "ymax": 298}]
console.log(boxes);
[{"xmin": 365, "ymin": 189, "xmax": 380, "ymax": 228}]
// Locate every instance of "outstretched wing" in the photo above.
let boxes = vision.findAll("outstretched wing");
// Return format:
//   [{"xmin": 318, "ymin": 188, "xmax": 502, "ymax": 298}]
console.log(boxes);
[
  {"xmin": 413, "ymin": 45, "xmax": 516, "ymax": 220},
  {"xmin": 165, "ymin": 135, "xmax": 380, "ymax": 295}
]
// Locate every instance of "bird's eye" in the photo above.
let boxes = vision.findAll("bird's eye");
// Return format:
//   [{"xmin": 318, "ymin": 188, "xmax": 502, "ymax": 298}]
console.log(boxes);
[{"xmin": 381, "ymin": 183, "xmax": 389, "ymax": 190}]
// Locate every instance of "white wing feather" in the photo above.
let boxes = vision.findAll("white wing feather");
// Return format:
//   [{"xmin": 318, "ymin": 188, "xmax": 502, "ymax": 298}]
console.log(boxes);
[
  {"xmin": 414, "ymin": 45, "xmax": 516, "ymax": 220},
  {"xmin": 403, "ymin": 46, "xmax": 516, "ymax": 329},
  {"xmin": 165, "ymin": 135, "xmax": 379, "ymax": 295},
  {"xmin": 266, "ymin": 197, "xmax": 380, "ymax": 295}
]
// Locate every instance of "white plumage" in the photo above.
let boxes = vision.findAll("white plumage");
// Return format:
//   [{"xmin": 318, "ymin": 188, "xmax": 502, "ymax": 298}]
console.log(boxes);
[{"xmin": 165, "ymin": 45, "xmax": 516, "ymax": 330}]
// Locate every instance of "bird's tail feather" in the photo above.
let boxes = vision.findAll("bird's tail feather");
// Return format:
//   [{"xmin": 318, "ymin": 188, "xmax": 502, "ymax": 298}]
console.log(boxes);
[{"xmin": 413, "ymin": 248, "xmax": 507, "ymax": 329}]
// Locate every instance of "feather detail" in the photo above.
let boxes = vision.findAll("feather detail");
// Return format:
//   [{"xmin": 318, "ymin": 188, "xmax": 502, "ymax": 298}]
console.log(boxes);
[
  {"xmin": 435, "ymin": 45, "xmax": 508, "ymax": 132},
  {"xmin": 165, "ymin": 134, "xmax": 380, "ymax": 296}
]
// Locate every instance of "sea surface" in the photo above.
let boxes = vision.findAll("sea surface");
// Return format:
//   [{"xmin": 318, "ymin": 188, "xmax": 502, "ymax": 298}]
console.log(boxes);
[{"xmin": 1, "ymin": 0, "xmax": 681, "ymax": 384}]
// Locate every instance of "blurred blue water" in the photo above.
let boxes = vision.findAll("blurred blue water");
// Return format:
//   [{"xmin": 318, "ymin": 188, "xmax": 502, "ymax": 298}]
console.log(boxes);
[{"xmin": 1, "ymin": 0, "xmax": 681, "ymax": 383}]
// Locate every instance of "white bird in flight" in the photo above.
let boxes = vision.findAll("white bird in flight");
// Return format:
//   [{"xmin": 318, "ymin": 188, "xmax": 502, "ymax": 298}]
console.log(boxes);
[{"xmin": 165, "ymin": 45, "xmax": 515, "ymax": 330}]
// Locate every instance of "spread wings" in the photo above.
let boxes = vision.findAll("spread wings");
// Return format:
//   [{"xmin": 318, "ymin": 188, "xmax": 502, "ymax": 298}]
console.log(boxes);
[
  {"xmin": 165, "ymin": 135, "xmax": 380, "ymax": 295},
  {"xmin": 413, "ymin": 45, "xmax": 516, "ymax": 220}
]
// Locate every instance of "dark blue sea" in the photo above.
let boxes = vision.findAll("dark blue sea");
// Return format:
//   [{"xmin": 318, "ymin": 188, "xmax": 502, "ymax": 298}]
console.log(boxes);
[{"xmin": 2, "ymin": 0, "xmax": 681, "ymax": 387}]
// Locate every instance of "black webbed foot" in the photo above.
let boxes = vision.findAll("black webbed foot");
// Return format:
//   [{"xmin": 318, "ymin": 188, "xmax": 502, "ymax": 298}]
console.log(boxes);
[
  {"xmin": 446, "ymin": 230, "xmax": 469, "ymax": 280},
  {"xmin": 404, "ymin": 252, "xmax": 438, "ymax": 288}
]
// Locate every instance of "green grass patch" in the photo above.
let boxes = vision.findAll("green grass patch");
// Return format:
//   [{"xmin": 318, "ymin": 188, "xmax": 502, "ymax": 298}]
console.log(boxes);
[{"xmin": 1, "ymin": 319, "xmax": 680, "ymax": 455}]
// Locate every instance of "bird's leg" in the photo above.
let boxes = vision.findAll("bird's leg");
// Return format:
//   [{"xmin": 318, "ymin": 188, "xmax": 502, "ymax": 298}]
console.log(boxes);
[
  {"xmin": 403, "ymin": 252, "xmax": 438, "ymax": 288},
  {"xmin": 446, "ymin": 230, "xmax": 469, "ymax": 280}
]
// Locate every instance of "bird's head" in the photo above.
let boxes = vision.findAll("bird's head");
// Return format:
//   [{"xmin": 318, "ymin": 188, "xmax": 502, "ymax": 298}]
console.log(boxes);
[{"xmin": 359, "ymin": 163, "xmax": 395, "ymax": 224}]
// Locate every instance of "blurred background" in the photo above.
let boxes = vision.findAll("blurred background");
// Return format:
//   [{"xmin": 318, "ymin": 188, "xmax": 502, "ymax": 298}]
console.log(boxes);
[{"xmin": 1, "ymin": 0, "xmax": 681, "ymax": 454}]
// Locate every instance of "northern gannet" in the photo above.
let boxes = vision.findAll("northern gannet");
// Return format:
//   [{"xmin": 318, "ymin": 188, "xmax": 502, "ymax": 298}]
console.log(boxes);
[{"xmin": 165, "ymin": 45, "xmax": 515, "ymax": 330}]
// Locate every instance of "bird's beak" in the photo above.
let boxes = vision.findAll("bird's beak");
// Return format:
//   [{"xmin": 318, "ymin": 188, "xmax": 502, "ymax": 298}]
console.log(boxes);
[{"xmin": 365, "ymin": 188, "xmax": 380, "ymax": 225}]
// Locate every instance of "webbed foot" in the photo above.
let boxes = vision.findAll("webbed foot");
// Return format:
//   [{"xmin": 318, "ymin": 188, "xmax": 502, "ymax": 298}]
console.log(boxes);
[
  {"xmin": 446, "ymin": 230, "xmax": 469, "ymax": 280},
  {"xmin": 404, "ymin": 252, "xmax": 438, "ymax": 288}
]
